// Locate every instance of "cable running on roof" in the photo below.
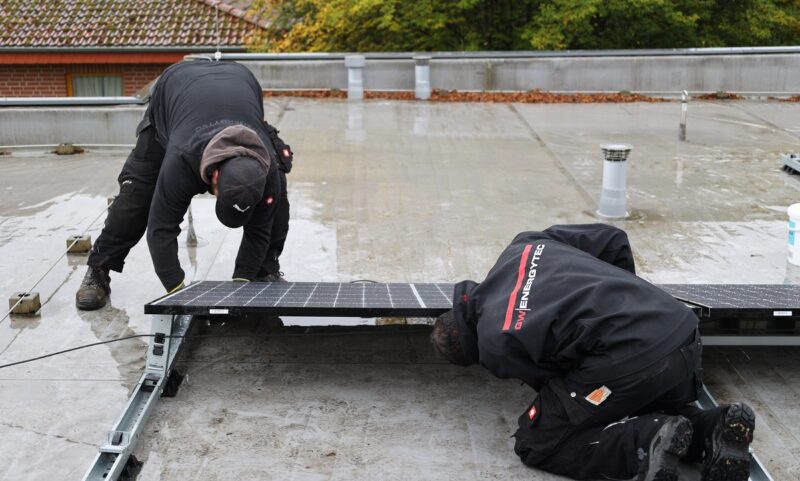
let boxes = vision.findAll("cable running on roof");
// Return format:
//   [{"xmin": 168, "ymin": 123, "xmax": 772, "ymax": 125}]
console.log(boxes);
[{"xmin": 0, "ymin": 328, "xmax": 435, "ymax": 369}]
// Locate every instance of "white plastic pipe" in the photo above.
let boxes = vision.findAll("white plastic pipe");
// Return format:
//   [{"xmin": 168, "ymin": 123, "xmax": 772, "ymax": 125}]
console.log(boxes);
[
  {"xmin": 787, "ymin": 204, "xmax": 800, "ymax": 266},
  {"xmin": 414, "ymin": 56, "xmax": 431, "ymax": 100},
  {"xmin": 597, "ymin": 145, "xmax": 632, "ymax": 219},
  {"xmin": 345, "ymin": 55, "xmax": 365, "ymax": 100}
]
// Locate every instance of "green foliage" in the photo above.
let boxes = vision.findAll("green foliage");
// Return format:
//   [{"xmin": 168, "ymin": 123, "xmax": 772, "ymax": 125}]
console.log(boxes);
[
  {"xmin": 247, "ymin": 0, "xmax": 540, "ymax": 51},
  {"xmin": 522, "ymin": 0, "xmax": 705, "ymax": 50},
  {"xmin": 695, "ymin": 0, "xmax": 800, "ymax": 47},
  {"xmin": 247, "ymin": 0, "xmax": 800, "ymax": 52}
]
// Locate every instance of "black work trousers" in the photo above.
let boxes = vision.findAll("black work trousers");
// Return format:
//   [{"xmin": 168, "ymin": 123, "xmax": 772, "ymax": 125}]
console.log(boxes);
[
  {"xmin": 88, "ymin": 121, "xmax": 290, "ymax": 277},
  {"xmin": 514, "ymin": 330, "xmax": 706, "ymax": 480}
]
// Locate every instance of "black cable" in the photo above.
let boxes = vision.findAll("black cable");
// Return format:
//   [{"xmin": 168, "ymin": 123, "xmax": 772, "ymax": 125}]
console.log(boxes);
[
  {"xmin": 0, "ymin": 324, "xmax": 436, "ymax": 370},
  {"xmin": 0, "ymin": 334, "xmax": 168, "ymax": 369}
]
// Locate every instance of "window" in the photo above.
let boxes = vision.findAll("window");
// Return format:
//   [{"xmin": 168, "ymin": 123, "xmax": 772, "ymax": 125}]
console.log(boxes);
[{"xmin": 67, "ymin": 74, "xmax": 123, "ymax": 97}]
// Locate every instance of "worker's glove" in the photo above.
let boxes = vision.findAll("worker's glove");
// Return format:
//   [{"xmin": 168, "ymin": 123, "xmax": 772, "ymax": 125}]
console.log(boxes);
[
  {"xmin": 232, "ymin": 278, "xmax": 251, "ymax": 282},
  {"xmin": 167, "ymin": 280, "xmax": 185, "ymax": 294}
]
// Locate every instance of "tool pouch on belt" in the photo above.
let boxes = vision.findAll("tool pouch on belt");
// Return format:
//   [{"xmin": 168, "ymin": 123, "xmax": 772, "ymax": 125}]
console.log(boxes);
[{"xmin": 264, "ymin": 121, "xmax": 293, "ymax": 174}]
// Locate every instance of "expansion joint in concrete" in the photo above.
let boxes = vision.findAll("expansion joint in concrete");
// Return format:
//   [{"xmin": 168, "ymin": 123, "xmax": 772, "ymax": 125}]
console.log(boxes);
[
  {"xmin": 1, "ymin": 421, "xmax": 95, "ymax": 447},
  {"xmin": 506, "ymin": 103, "xmax": 597, "ymax": 210}
]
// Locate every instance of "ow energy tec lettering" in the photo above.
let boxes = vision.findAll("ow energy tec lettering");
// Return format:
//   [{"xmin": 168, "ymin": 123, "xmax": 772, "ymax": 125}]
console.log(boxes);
[{"xmin": 503, "ymin": 243, "xmax": 546, "ymax": 331}]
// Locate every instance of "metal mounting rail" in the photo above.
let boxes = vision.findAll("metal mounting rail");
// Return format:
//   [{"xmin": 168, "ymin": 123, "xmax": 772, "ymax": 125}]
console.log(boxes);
[
  {"xmin": 0, "ymin": 96, "xmax": 144, "ymax": 106},
  {"xmin": 184, "ymin": 46, "xmax": 800, "ymax": 62},
  {"xmin": 82, "ymin": 314, "xmax": 192, "ymax": 481},
  {"xmin": 696, "ymin": 384, "xmax": 774, "ymax": 481}
]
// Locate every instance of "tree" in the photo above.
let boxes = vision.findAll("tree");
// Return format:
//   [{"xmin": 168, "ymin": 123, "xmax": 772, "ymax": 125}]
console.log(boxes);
[
  {"xmin": 694, "ymin": 0, "xmax": 800, "ymax": 47},
  {"xmin": 521, "ymin": 0, "xmax": 703, "ymax": 50},
  {"xmin": 246, "ymin": 0, "xmax": 800, "ymax": 52},
  {"xmin": 521, "ymin": 0, "xmax": 800, "ymax": 49},
  {"xmin": 247, "ymin": 0, "xmax": 539, "ymax": 52}
]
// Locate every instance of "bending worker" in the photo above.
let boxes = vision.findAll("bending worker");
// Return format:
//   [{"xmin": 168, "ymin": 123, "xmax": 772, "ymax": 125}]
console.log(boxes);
[
  {"xmin": 76, "ymin": 60, "xmax": 293, "ymax": 310},
  {"xmin": 431, "ymin": 224, "xmax": 755, "ymax": 481}
]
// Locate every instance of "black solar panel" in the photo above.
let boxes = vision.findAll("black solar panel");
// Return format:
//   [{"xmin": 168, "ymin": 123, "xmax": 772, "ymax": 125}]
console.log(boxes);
[
  {"xmin": 145, "ymin": 281, "xmax": 800, "ymax": 320},
  {"xmin": 659, "ymin": 284, "xmax": 800, "ymax": 318},
  {"xmin": 145, "ymin": 281, "xmax": 455, "ymax": 317}
]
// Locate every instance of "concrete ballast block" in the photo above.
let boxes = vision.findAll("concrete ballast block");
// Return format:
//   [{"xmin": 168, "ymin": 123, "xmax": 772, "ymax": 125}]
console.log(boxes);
[
  {"xmin": 66, "ymin": 234, "xmax": 92, "ymax": 253},
  {"xmin": 9, "ymin": 292, "xmax": 41, "ymax": 315}
]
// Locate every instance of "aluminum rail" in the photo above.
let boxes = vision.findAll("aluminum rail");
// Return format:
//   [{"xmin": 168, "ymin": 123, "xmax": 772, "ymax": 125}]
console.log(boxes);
[
  {"xmin": 185, "ymin": 46, "xmax": 800, "ymax": 62},
  {"xmin": 0, "ymin": 144, "xmax": 135, "ymax": 150},
  {"xmin": 0, "ymin": 96, "xmax": 144, "ymax": 106},
  {"xmin": 83, "ymin": 314, "xmax": 193, "ymax": 481},
  {"xmin": 0, "ymin": 46, "xmax": 243, "ymax": 53},
  {"xmin": 3, "ymin": 45, "xmax": 793, "ymax": 56},
  {"xmin": 702, "ymin": 336, "xmax": 800, "ymax": 346}
]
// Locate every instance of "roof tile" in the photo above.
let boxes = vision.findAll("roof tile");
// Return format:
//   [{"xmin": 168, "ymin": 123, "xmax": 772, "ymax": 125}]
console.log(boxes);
[{"xmin": 1, "ymin": 0, "xmax": 266, "ymax": 48}]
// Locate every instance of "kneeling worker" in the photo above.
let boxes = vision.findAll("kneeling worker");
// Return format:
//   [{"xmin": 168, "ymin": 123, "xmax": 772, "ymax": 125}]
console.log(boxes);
[
  {"xmin": 76, "ymin": 60, "xmax": 293, "ymax": 310},
  {"xmin": 432, "ymin": 224, "xmax": 755, "ymax": 481}
]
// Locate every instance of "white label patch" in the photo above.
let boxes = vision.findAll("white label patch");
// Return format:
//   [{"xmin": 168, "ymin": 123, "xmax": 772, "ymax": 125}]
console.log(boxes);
[
  {"xmin": 585, "ymin": 386, "xmax": 612, "ymax": 406},
  {"xmin": 208, "ymin": 308, "xmax": 229, "ymax": 315},
  {"xmin": 773, "ymin": 310, "xmax": 793, "ymax": 317}
]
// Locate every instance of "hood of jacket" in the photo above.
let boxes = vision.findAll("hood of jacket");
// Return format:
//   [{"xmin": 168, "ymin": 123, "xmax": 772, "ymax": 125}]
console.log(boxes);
[{"xmin": 200, "ymin": 125, "xmax": 271, "ymax": 184}]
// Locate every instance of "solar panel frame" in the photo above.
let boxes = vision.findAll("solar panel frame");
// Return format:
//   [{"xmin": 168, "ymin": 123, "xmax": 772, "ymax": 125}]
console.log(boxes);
[{"xmin": 146, "ymin": 281, "xmax": 800, "ymax": 320}]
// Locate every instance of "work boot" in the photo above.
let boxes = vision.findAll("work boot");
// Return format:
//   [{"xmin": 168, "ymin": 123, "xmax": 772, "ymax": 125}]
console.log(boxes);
[
  {"xmin": 702, "ymin": 403, "xmax": 755, "ymax": 481},
  {"xmin": 76, "ymin": 266, "xmax": 111, "ymax": 310},
  {"xmin": 638, "ymin": 416, "xmax": 693, "ymax": 481},
  {"xmin": 258, "ymin": 271, "xmax": 286, "ymax": 282}
]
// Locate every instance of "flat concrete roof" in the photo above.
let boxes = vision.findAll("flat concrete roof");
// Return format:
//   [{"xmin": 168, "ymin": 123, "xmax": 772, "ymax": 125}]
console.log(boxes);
[{"xmin": 1, "ymin": 98, "xmax": 800, "ymax": 480}]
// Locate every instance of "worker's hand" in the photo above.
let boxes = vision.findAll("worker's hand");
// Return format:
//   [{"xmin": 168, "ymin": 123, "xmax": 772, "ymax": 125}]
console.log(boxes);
[
  {"xmin": 167, "ymin": 280, "xmax": 185, "ymax": 294},
  {"xmin": 232, "ymin": 278, "xmax": 250, "ymax": 282}
]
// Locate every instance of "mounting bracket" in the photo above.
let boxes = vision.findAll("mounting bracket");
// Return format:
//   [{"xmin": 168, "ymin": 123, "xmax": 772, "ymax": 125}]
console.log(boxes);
[{"xmin": 81, "ymin": 314, "xmax": 192, "ymax": 481}]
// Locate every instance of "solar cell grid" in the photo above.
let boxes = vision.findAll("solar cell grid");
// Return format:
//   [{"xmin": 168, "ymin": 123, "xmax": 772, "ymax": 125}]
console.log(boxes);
[
  {"xmin": 660, "ymin": 284, "xmax": 800, "ymax": 310},
  {"xmin": 146, "ymin": 281, "xmax": 455, "ymax": 316}
]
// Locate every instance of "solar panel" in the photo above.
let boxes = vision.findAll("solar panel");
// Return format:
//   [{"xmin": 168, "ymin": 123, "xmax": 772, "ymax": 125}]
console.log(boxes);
[
  {"xmin": 145, "ymin": 281, "xmax": 800, "ymax": 320},
  {"xmin": 145, "ymin": 281, "xmax": 455, "ymax": 317},
  {"xmin": 659, "ymin": 284, "xmax": 800, "ymax": 318}
]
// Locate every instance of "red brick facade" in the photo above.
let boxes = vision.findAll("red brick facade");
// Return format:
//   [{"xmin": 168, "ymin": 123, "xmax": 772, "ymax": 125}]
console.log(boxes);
[
  {"xmin": 0, "ymin": 1, "xmax": 267, "ymax": 98},
  {"xmin": 0, "ymin": 63, "xmax": 169, "ymax": 97}
]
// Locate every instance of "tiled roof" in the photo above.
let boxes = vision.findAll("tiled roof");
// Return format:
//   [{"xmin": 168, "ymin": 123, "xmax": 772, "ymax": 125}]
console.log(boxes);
[{"xmin": 0, "ymin": 0, "xmax": 267, "ymax": 48}]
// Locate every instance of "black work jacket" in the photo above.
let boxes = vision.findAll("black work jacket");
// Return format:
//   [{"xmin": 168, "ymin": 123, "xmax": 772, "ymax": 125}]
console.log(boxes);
[
  {"xmin": 452, "ymin": 224, "xmax": 698, "ymax": 390},
  {"xmin": 143, "ymin": 61, "xmax": 282, "ymax": 290}
]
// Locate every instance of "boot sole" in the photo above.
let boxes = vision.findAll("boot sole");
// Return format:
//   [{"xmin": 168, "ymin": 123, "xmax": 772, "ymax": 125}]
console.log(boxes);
[
  {"xmin": 641, "ymin": 417, "xmax": 693, "ymax": 481},
  {"xmin": 76, "ymin": 297, "xmax": 108, "ymax": 311},
  {"xmin": 703, "ymin": 403, "xmax": 755, "ymax": 481}
]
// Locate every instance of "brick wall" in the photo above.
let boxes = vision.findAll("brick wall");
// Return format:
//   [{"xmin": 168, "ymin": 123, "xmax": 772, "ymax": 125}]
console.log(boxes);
[{"xmin": 0, "ymin": 63, "xmax": 169, "ymax": 97}]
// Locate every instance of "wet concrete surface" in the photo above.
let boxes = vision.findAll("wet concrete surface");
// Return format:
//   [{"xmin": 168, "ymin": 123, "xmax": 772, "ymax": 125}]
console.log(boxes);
[{"xmin": 1, "ymin": 99, "xmax": 800, "ymax": 480}]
